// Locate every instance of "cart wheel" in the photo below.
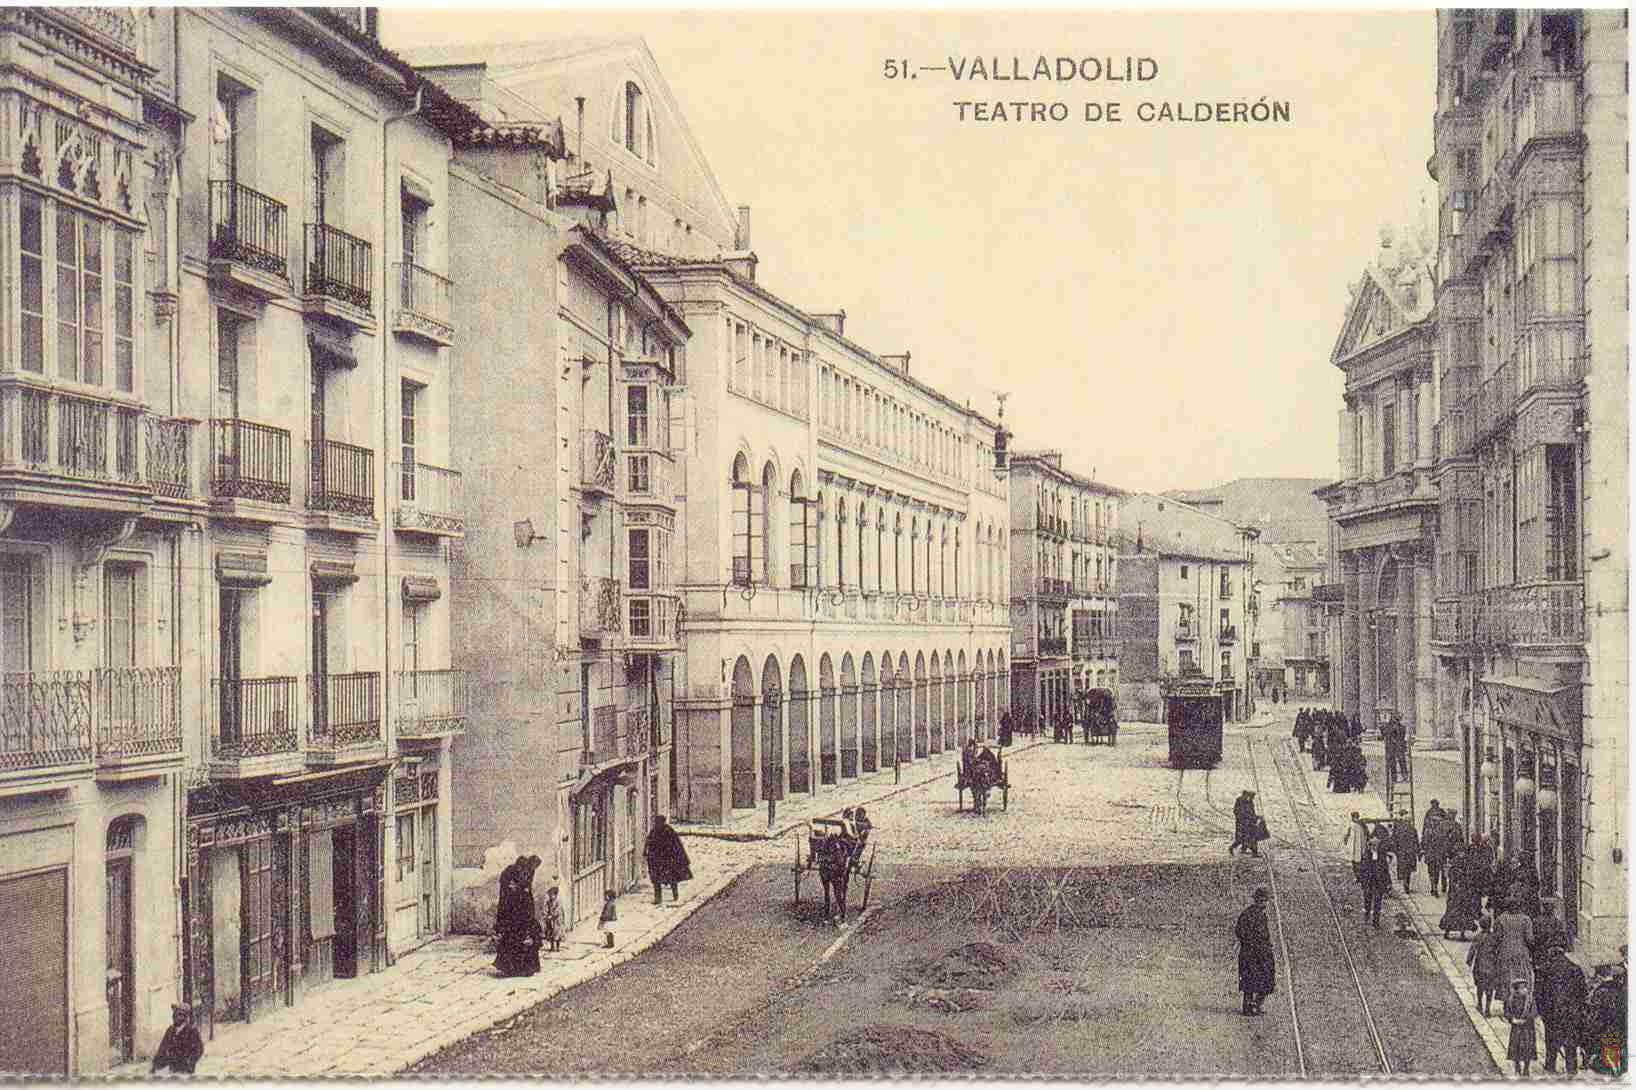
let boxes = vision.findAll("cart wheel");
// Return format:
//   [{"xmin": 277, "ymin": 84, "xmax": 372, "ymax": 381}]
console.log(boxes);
[
  {"xmin": 860, "ymin": 845, "xmax": 878, "ymax": 910},
  {"xmin": 793, "ymin": 840, "xmax": 803, "ymax": 904}
]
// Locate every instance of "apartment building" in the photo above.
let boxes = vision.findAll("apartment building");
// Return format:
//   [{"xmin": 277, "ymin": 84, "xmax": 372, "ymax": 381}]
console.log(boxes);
[
  {"xmin": 1420, "ymin": 8, "xmax": 1625, "ymax": 953},
  {"xmin": 0, "ymin": 7, "xmax": 189, "ymax": 1075},
  {"xmin": 1257, "ymin": 541, "xmax": 1330, "ymax": 701},
  {"xmin": 160, "ymin": 6, "xmax": 483, "ymax": 1044},
  {"xmin": 1005, "ymin": 451, "xmax": 1122, "ymax": 730},
  {"xmin": 1116, "ymin": 494, "xmax": 1256, "ymax": 724}
]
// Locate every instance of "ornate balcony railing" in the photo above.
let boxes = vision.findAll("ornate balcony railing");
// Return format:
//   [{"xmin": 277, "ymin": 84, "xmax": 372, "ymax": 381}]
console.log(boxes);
[
  {"xmin": 396, "ymin": 669, "xmax": 469, "ymax": 738},
  {"xmin": 394, "ymin": 461, "xmax": 462, "ymax": 534},
  {"xmin": 580, "ymin": 576, "xmax": 621, "ymax": 638},
  {"xmin": 210, "ymin": 181, "xmax": 288, "ymax": 279},
  {"xmin": 304, "ymin": 223, "xmax": 373, "ymax": 312},
  {"xmin": 1175, "ymin": 621, "xmax": 1199, "ymax": 642},
  {"xmin": 580, "ymin": 429, "xmax": 615, "ymax": 493},
  {"xmin": 307, "ymin": 438, "xmax": 375, "ymax": 517},
  {"xmin": 97, "ymin": 667, "xmax": 182, "ymax": 762},
  {"xmin": 0, "ymin": 385, "xmax": 148, "ymax": 486},
  {"xmin": 1432, "ymin": 596, "xmax": 1479, "ymax": 644},
  {"xmin": 1, "ymin": 670, "xmax": 93, "ymax": 773},
  {"xmin": 1479, "ymin": 581, "xmax": 1585, "ymax": 647},
  {"xmin": 394, "ymin": 261, "xmax": 453, "ymax": 343},
  {"xmin": 146, "ymin": 416, "xmax": 193, "ymax": 499},
  {"xmin": 211, "ymin": 418, "xmax": 291, "ymax": 504},
  {"xmin": 1476, "ymin": 360, "xmax": 1516, "ymax": 440},
  {"xmin": 626, "ymin": 593, "xmax": 677, "ymax": 644},
  {"xmin": 309, "ymin": 671, "xmax": 382, "ymax": 748},
  {"xmin": 1219, "ymin": 625, "xmax": 1239, "ymax": 643},
  {"xmin": 56, "ymin": 7, "xmax": 139, "ymax": 52},
  {"xmin": 1038, "ymin": 636, "xmax": 1068, "ymax": 656},
  {"xmin": 212, "ymin": 676, "xmax": 300, "ymax": 760}
]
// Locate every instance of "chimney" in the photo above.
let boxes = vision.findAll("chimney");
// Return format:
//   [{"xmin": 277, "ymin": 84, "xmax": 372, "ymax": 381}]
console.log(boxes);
[
  {"xmin": 881, "ymin": 352, "xmax": 911, "ymax": 375},
  {"xmin": 812, "ymin": 311, "xmax": 846, "ymax": 337},
  {"xmin": 734, "ymin": 205, "xmax": 751, "ymax": 250},
  {"xmin": 722, "ymin": 251, "xmax": 758, "ymax": 283}
]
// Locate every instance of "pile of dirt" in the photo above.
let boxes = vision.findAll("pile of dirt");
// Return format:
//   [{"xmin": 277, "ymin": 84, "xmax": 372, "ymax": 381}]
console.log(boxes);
[
  {"xmin": 890, "ymin": 984, "xmax": 988, "ymax": 1014},
  {"xmin": 789, "ymin": 1024, "xmax": 990, "ymax": 1074},
  {"xmin": 897, "ymin": 942, "xmax": 1020, "ymax": 991}
]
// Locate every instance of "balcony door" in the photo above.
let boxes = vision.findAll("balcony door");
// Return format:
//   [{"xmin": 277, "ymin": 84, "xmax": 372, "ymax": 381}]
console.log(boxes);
[
  {"xmin": 310, "ymin": 364, "xmax": 327, "ymax": 504},
  {"xmin": 311, "ymin": 591, "xmax": 330, "ymax": 738},
  {"xmin": 218, "ymin": 589, "xmax": 243, "ymax": 744},
  {"xmin": 104, "ymin": 825, "xmax": 134, "ymax": 1063},
  {"xmin": 1, "ymin": 557, "xmax": 33, "ymax": 674}
]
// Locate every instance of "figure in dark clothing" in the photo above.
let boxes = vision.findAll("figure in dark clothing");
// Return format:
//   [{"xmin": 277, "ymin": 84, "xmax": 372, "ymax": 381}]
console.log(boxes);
[
  {"xmin": 1235, "ymin": 887, "xmax": 1276, "ymax": 1015},
  {"xmin": 494, "ymin": 854, "xmax": 543, "ymax": 978},
  {"xmin": 998, "ymin": 710, "xmax": 1013, "ymax": 747},
  {"xmin": 1440, "ymin": 839, "xmax": 1485, "ymax": 939},
  {"xmin": 1537, "ymin": 945, "xmax": 1589, "ymax": 1074},
  {"xmin": 1584, "ymin": 964, "xmax": 1628, "ymax": 1075},
  {"xmin": 1310, "ymin": 727, "xmax": 1327, "ymax": 770},
  {"xmin": 1391, "ymin": 818, "xmax": 1420, "ymax": 893},
  {"xmin": 644, "ymin": 814, "xmax": 692, "ymax": 904},
  {"xmin": 151, "ymin": 1004, "xmax": 204, "ymax": 1074},
  {"xmin": 1229, "ymin": 791, "xmax": 1261, "ymax": 857},
  {"xmin": 1359, "ymin": 841, "xmax": 1392, "ymax": 928}
]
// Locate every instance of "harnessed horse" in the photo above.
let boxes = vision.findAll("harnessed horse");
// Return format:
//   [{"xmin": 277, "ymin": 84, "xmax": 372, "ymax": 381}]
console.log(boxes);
[
  {"xmin": 816, "ymin": 833, "xmax": 855, "ymax": 924},
  {"xmin": 968, "ymin": 753, "xmax": 1001, "ymax": 815}
]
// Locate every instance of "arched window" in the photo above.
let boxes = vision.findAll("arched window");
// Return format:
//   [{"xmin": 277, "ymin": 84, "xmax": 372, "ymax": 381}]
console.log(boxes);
[
  {"xmin": 875, "ymin": 507, "xmax": 885, "ymax": 593},
  {"xmin": 894, "ymin": 514, "xmax": 903, "ymax": 593},
  {"xmin": 909, "ymin": 517, "xmax": 918, "ymax": 594},
  {"xmin": 790, "ymin": 470, "xmax": 814, "ymax": 588},
  {"xmin": 623, "ymin": 81, "xmax": 645, "ymax": 158},
  {"xmin": 730, "ymin": 454, "xmax": 752, "ymax": 584},
  {"xmin": 836, "ymin": 498, "xmax": 848, "ymax": 588},
  {"xmin": 761, "ymin": 461, "xmax": 776, "ymax": 584},
  {"xmin": 857, "ymin": 507, "xmax": 867, "ymax": 591},
  {"xmin": 954, "ymin": 528, "xmax": 961, "ymax": 598}
]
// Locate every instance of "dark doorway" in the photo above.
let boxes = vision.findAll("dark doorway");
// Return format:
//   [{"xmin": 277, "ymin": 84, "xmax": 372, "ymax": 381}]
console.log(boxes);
[{"xmin": 332, "ymin": 825, "xmax": 358, "ymax": 979}]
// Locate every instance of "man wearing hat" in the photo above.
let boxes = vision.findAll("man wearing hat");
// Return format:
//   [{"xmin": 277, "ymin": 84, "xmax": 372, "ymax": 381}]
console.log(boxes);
[
  {"xmin": 1234, "ymin": 887, "xmax": 1276, "ymax": 1015},
  {"xmin": 1536, "ymin": 942, "xmax": 1588, "ymax": 1074},
  {"xmin": 151, "ymin": 1002, "xmax": 204, "ymax": 1074},
  {"xmin": 1229, "ymin": 790, "xmax": 1261, "ymax": 857}
]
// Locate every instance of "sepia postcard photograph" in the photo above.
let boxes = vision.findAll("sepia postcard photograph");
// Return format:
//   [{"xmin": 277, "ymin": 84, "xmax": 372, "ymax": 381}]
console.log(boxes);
[{"xmin": 0, "ymin": 2, "xmax": 1627, "ymax": 1082}]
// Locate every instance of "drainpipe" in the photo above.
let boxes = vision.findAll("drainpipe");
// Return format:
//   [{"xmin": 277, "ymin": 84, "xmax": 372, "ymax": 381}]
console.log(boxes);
[{"xmin": 378, "ymin": 82, "xmax": 422, "ymax": 968}]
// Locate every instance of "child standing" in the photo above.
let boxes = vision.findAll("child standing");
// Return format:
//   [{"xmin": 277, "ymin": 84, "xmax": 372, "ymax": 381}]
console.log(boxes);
[
  {"xmin": 541, "ymin": 886, "xmax": 565, "ymax": 953},
  {"xmin": 1505, "ymin": 978, "xmax": 1537, "ymax": 1075},
  {"xmin": 1466, "ymin": 916, "xmax": 1499, "ymax": 1016}
]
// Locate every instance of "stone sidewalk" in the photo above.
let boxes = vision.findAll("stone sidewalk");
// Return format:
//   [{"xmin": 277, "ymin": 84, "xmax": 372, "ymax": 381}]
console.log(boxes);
[
  {"xmin": 676, "ymin": 735, "xmax": 1048, "ymax": 841},
  {"xmin": 111, "ymin": 838, "xmax": 758, "ymax": 1078},
  {"xmin": 108, "ymin": 739, "xmax": 1046, "ymax": 1078}
]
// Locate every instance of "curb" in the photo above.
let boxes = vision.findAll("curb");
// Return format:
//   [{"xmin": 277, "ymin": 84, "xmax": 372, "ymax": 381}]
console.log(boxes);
[{"xmin": 389, "ymin": 864, "xmax": 755, "ymax": 1074}]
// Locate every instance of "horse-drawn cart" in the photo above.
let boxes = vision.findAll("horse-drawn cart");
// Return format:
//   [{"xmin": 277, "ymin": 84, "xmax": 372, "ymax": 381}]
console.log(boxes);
[
  {"xmin": 956, "ymin": 753, "xmax": 1008, "ymax": 814},
  {"xmin": 793, "ymin": 816, "xmax": 877, "ymax": 922}
]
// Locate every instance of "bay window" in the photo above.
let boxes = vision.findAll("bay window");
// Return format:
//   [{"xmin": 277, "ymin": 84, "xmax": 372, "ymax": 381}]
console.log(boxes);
[{"xmin": 10, "ymin": 190, "xmax": 137, "ymax": 390}]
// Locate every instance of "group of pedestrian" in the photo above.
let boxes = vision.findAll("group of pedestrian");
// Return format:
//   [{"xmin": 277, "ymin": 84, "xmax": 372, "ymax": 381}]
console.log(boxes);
[
  {"xmin": 488, "ymin": 815, "xmax": 693, "ymax": 980},
  {"xmin": 1296, "ymin": 709, "xmax": 1370, "ymax": 793}
]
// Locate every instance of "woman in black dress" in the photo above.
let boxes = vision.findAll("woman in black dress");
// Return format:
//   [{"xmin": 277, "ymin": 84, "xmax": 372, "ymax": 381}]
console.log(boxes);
[{"xmin": 1235, "ymin": 887, "xmax": 1276, "ymax": 1015}]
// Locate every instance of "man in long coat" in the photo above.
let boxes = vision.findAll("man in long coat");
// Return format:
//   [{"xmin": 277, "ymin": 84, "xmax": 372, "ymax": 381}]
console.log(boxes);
[
  {"xmin": 1235, "ymin": 887, "xmax": 1276, "ymax": 1015},
  {"xmin": 1537, "ymin": 944, "xmax": 1589, "ymax": 1074},
  {"xmin": 1229, "ymin": 790, "xmax": 1260, "ymax": 857},
  {"xmin": 644, "ymin": 814, "xmax": 693, "ymax": 904}
]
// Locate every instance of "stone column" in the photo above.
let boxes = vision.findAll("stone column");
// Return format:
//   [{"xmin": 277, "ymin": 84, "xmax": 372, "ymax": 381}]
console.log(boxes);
[
  {"xmin": 1356, "ymin": 552, "xmax": 1377, "ymax": 732},
  {"xmin": 1398, "ymin": 552, "xmax": 1417, "ymax": 740},
  {"xmin": 1341, "ymin": 554, "xmax": 1361, "ymax": 721},
  {"xmin": 1413, "ymin": 552, "xmax": 1439, "ymax": 746},
  {"xmin": 1415, "ymin": 373, "xmax": 1435, "ymax": 469}
]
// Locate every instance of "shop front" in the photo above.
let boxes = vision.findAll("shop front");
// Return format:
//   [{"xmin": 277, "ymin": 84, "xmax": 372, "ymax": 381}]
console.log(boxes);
[
  {"xmin": 1475, "ymin": 674, "xmax": 1584, "ymax": 943},
  {"xmin": 181, "ymin": 764, "xmax": 390, "ymax": 1035}
]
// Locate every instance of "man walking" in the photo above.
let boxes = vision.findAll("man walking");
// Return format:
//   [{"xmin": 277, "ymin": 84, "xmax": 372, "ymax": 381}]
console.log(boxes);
[
  {"xmin": 1234, "ymin": 887, "xmax": 1276, "ymax": 1016},
  {"xmin": 1537, "ymin": 943, "xmax": 1588, "ymax": 1074},
  {"xmin": 1342, "ymin": 811, "xmax": 1368, "ymax": 887},
  {"xmin": 1359, "ymin": 839, "xmax": 1392, "ymax": 928},
  {"xmin": 643, "ymin": 814, "xmax": 692, "ymax": 904},
  {"xmin": 1229, "ymin": 790, "xmax": 1261, "ymax": 857}
]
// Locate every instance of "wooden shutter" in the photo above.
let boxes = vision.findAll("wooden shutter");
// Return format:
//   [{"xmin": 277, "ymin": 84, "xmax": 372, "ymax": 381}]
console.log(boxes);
[{"xmin": 0, "ymin": 870, "xmax": 68, "ymax": 1073}]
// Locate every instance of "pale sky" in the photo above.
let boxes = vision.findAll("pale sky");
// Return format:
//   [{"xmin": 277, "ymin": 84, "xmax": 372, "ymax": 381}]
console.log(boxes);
[{"xmin": 383, "ymin": 8, "xmax": 1439, "ymax": 494}]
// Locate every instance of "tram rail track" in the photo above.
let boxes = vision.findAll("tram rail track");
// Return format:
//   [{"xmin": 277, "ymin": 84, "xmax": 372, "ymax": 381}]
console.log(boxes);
[{"xmin": 1248, "ymin": 734, "xmax": 1393, "ymax": 1076}]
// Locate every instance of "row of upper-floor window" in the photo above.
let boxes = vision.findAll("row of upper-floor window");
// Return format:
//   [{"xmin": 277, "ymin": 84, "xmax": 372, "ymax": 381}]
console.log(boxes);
[
  {"xmin": 817, "ymin": 364, "xmax": 977, "ymax": 485},
  {"xmin": 725, "ymin": 320, "xmax": 809, "ymax": 418},
  {"xmin": 1035, "ymin": 481, "xmax": 1116, "ymax": 534},
  {"xmin": 727, "ymin": 456, "xmax": 1007, "ymax": 599}
]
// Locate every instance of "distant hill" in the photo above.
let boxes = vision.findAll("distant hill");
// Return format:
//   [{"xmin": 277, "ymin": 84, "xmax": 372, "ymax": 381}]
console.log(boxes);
[{"xmin": 1162, "ymin": 478, "xmax": 1332, "ymax": 547}]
